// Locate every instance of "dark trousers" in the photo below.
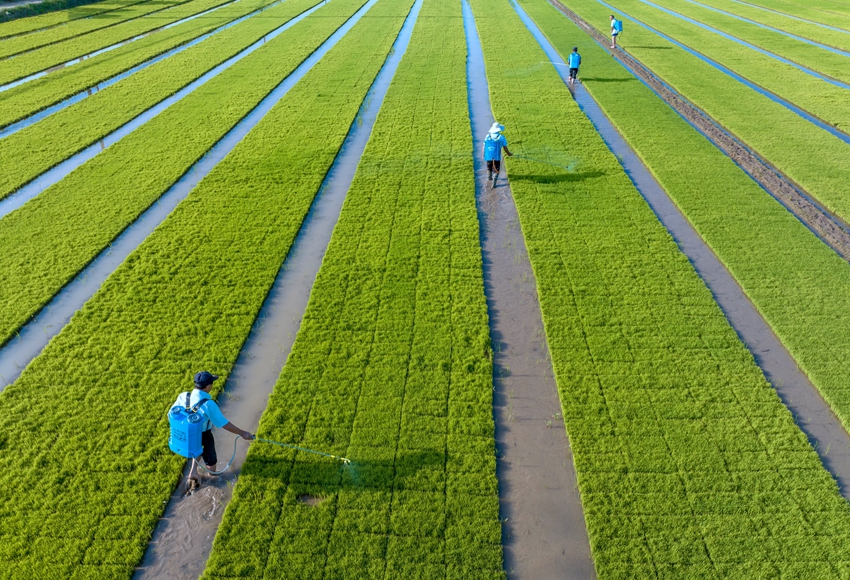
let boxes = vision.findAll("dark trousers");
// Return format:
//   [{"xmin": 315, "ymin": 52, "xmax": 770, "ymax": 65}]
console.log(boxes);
[
  {"xmin": 486, "ymin": 160, "xmax": 501, "ymax": 173},
  {"xmin": 569, "ymin": 67, "xmax": 578, "ymax": 79},
  {"xmin": 201, "ymin": 429, "xmax": 218, "ymax": 466}
]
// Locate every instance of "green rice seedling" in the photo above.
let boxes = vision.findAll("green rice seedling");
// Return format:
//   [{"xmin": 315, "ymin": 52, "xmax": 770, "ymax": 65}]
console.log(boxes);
[
  {"xmin": 203, "ymin": 0, "xmax": 502, "ymax": 576},
  {"xmin": 0, "ymin": 0, "xmax": 415, "ymax": 575},
  {"xmin": 472, "ymin": 0, "xmax": 850, "ymax": 573}
]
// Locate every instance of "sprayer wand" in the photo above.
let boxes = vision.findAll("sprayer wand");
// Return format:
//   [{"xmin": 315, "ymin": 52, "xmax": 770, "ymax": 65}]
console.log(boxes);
[{"xmin": 257, "ymin": 437, "xmax": 351, "ymax": 465}]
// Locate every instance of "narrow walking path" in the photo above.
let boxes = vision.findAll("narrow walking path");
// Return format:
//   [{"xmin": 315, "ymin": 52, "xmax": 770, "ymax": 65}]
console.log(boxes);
[
  {"xmin": 0, "ymin": 0, "xmax": 379, "ymax": 392},
  {"xmin": 133, "ymin": 0, "xmax": 423, "ymax": 576},
  {"xmin": 463, "ymin": 1, "xmax": 596, "ymax": 577},
  {"xmin": 513, "ymin": 0, "xmax": 850, "ymax": 496}
]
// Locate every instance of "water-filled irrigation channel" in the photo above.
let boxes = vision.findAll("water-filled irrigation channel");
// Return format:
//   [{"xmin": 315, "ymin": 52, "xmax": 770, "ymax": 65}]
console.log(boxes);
[
  {"xmin": 681, "ymin": 0, "xmax": 850, "ymax": 53},
  {"xmin": 0, "ymin": 0, "xmax": 326, "ymax": 219},
  {"xmin": 133, "ymin": 1, "xmax": 423, "ymax": 576},
  {"xmin": 0, "ymin": 0, "xmax": 244, "ymax": 92},
  {"xmin": 0, "ymin": 0, "xmax": 300, "ymax": 138},
  {"xmin": 513, "ymin": 0, "xmax": 850, "ymax": 497},
  {"xmin": 462, "ymin": 2, "xmax": 596, "ymax": 578},
  {"xmin": 0, "ymin": 0, "xmax": 381, "ymax": 393},
  {"xmin": 593, "ymin": 0, "xmax": 850, "ymax": 146}
]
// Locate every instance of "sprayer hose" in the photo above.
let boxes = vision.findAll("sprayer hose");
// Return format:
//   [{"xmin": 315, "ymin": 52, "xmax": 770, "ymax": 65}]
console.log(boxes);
[{"xmin": 196, "ymin": 436, "xmax": 240, "ymax": 476}]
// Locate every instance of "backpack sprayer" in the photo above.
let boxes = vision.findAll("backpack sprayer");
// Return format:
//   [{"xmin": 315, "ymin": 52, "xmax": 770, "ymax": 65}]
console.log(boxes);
[{"xmin": 168, "ymin": 396, "xmax": 350, "ymax": 475}]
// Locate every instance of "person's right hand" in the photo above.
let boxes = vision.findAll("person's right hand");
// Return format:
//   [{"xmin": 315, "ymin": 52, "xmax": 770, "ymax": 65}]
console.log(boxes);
[{"xmin": 241, "ymin": 431, "xmax": 255, "ymax": 441}]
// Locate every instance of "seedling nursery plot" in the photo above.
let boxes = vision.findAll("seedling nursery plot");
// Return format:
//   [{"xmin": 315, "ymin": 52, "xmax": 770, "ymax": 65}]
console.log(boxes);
[{"xmin": 3, "ymin": 0, "xmax": 850, "ymax": 575}]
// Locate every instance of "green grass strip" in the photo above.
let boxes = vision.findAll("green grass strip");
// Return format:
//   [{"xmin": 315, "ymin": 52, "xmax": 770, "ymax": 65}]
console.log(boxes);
[
  {"xmin": 472, "ymin": 0, "xmax": 850, "ymax": 575},
  {"xmin": 0, "ymin": 0, "xmax": 319, "ymax": 201},
  {"xmin": 560, "ymin": 0, "xmax": 850, "ymax": 224},
  {"xmin": 0, "ymin": 0, "xmax": 281, "ymax": 127},
  {"xmin": 640, "ymin": 0, "xmax": 850, "ymax": 82},
  {"xmin": 601, "ymin": 0, "xmax": 850, "ymax": 130},
  {"xmin": 0, "ymin": 0, "xmax": 214, "ymax": 84},
  {"xmin": 0, "ymin": 0, "xmax": 413, "ymax": 576},
  {"xmin": 201, "ymin": 1, "xmax": 501, "ymax": 578},
  {"xmin": 684, "ymin": 0, "xmax": 850, "ymax": 50},
  {"xmin": 0, "ymin": 0, "xmax": 194, "ymax": 58},
  {"xmin": 0, "ymin": 0, "xmax": 147, "ymax": 35},
  {"xmin": 0, "ymin": 0, "xmax": 367, "ymax": 350},
  {"xmin": 526, "ymin": 0, "xmax": 850, "ymax": 492}
]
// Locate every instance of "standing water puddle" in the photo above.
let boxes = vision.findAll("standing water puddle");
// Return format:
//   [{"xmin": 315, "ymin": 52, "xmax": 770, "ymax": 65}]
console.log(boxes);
[
  {"xmin": 0, "ymin": 0, "xmax": 327, "ymax": 219},
  {"xmin": 592, "ymin": 0, "xmax": 850, "ymax": 146},
  {"xmin": 513, "ymin": 0, "xmax": 850, "ymax": 497},
  {"xmin": 0, "ymin": 0, "xmax": 382, "ymax": 392},
  {"xmin": 132, "ymin": 0, "xmax": 423, "ymax": 576},
  {"xmin": 0, "ymin": 0, "xmax": 245, "ymax": 92},
  {"xmin": 0, "ymin": 0, "xmax": 302, "ymax": 138},
  {"xmin": 463, "ymin": 1, "xmax": 596, "ymax": 578}
]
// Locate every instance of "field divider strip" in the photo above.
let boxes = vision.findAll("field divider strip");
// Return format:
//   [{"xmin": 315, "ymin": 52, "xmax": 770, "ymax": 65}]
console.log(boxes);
[
  {"xmin": 0, "ymin": 0, "xmax": 381, "ymax": 392},
  {"xmin": 0, "ymin": 0, "xmax": 327, "ymax": 216},
  {"xmin": 0, "ymin": 0, "xmax": 241, "ymax": 91},
  {"xmin": 512, "ymin": 0, "xmax": 850, "ymax": 494},
  {"xmin": 0, "ymin": 0, "xmax": 297, "ymax": 137},
  {"xmin": 462, "ymin": 1, "xmax": 596, "ymax": 577},
  {"xmin": 134, "ymin": 0, "xmax": 423, "ymax": 575},
  {"xmin": 546, "ymin": 0, "xmax": 850, "ymax": 259},
  {"xmin": 681, "ymin": 0, "xmax": 850, "ymax": 51}
]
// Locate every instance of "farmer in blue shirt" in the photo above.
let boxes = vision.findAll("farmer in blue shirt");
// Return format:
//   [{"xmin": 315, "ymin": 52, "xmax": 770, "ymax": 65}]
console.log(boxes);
[
  {"xmin": 610, "ymin": 15, "xmax": 623, "ymax": 48},
  {"xmin": 178, "ymin": 371, "xmax": 254, "ymax": 493},
  {"xmin": 568, "ymin": 46, "xmax": 581, "ymax": 85},
  {"xmin": 483, "ymin": 122, "xmax": 513, "ymax": 186}
]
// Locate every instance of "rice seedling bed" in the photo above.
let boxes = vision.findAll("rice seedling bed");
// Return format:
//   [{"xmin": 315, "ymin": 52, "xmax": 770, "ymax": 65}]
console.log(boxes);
[
  {"xmin": 529, "ymin": 0, "xmax": 850, "ymax": 493},
  {"xmin": 0, "ymin": 0, "xmax": 148, "ymax": 38},
  {"xmin": 0, "ymin": 0, "xmax": 367, "ymax": 353},
  {"xmin": 0, "ymin": 0, "xmax": 413, "ymax": 575},
  {"xmin": 559, "ymin": 0, "xmax": 850, "ymax": 226},
  {"xmin": 0, "ymin": 0, "xmax": 195, "ymax": 58},
  {"xmin": 646, "ymin": 0, "xmax": 850, "ymax": 68},
  {"xmin": 0, "ymin": 0, "xmax": 231, "ymax": 85},
  {"xmin": 600, "ymin": 0, "xmax": 850, "ymax": 131},
  {"xmin": 676, "ymin": 0, "xmax": 850, "ymax": 51},
  {"xmin": 0, "ymin": 0, "xmax": 319, "ymax": 202},
  {"xmin": 471, "ymin": 0, "xmax": 850, "ymax": 575},
  {"xmin": 201, "ymin": 0, "xmax": 503, "ymax": 577}
]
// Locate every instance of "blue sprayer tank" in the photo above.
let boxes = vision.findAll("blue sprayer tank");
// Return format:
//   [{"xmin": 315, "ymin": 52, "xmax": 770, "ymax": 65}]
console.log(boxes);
[{"xmin": 169, "ymin": 405, "xmax": 205, "ymax": 458}]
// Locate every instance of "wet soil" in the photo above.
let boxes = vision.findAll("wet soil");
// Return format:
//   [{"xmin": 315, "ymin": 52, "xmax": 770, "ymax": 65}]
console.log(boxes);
[
  {"xmin": 548, "ymin": 0, "xmax": 850, "ymax": 261},
  {"xmin": 463, "ymin": 2, "xmax": 596, "ymax": 577}
]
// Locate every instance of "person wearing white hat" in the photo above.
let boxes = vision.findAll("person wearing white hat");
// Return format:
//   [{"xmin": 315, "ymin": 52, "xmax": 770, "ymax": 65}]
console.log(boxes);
[{"xmin": 483, "ymin": 122, "xmax": 513, "ymax": 186}]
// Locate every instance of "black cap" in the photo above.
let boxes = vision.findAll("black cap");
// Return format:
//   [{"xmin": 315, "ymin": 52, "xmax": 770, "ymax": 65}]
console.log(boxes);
[
  {"xmin": 194, "ymin": 371, "xmax": 219, "ymax": 388},
  {"xmin": 573, "ymin": 46, "xmax": 578, "ymax": 51}
]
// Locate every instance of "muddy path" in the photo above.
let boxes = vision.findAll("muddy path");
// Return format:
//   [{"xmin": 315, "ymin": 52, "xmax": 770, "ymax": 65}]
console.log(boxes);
[
  {"xmin": 514, "ymin": 0, "xmax": 850, "ymax": 497},
  {"xmin": 463, "ymin": 1, "xmax": 596, "ymax": 578},
  {"xmin": 548, "ymin": 0, "xmax": 850, "ymax": 262},
  {"xmin": 132, "ymin": 0, "xmax": 424, "ymax": 576}
]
